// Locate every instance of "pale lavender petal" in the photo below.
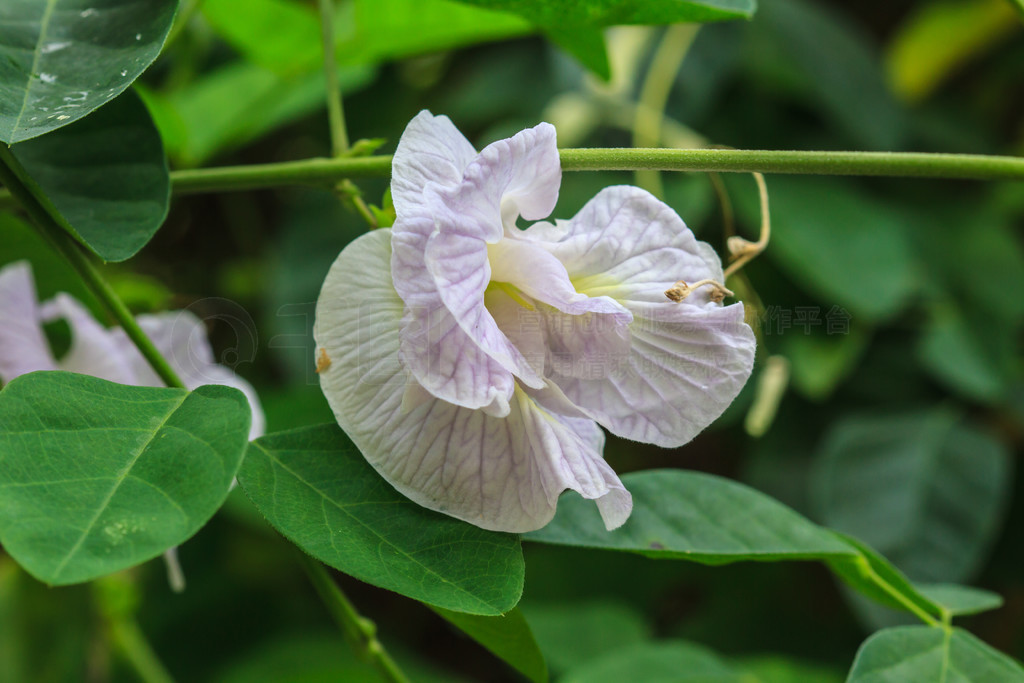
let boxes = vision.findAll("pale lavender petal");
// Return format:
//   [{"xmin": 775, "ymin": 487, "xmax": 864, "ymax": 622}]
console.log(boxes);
[
  {"xmin": 0, "ymin": 261, "xmax": 57, "ymax": 383},
  {"xmin": 525, "ymin": 185, "xmax": 727, "ymax": 313},
  {"xmin": 41, "ymin": 294, "xmax": 138, "ymax": 385},
  {"xmin": 525, "ymin": 186, "xmax": 756, "ymax": 446},
  {"xmin": 110, "ymin": 312, "xmax": 265, "ymax": 439},
  {"xmin": 315, "ymin": 229, "xmax": 630, "ymax": 532},
  {"xmin": 390, "ymin": 110, "xmax": 478, "ymax": 217},
  {"xmin": 393, "ymin": 215, "xmax": 531, "ymax": 415},
  {"xmin": 553, "ymin": 305, "xmax": 755, "ymax": 447},
  {"xmin": 389, "ymin": 121, "xmax": 561, "ymax": 412}
]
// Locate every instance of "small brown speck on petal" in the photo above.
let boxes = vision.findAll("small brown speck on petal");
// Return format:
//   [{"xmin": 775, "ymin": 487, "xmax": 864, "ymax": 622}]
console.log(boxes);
[{"xmin": 315, "ymin": 348, "xmax": 331, "ymax": 373}]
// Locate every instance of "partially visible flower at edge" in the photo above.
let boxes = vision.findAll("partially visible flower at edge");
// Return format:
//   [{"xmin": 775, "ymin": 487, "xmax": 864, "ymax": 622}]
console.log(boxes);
[
  {"xmin": 0, "ymin": 260, "xmax": 265, "ymax": 440},
  {"xmin": 314, "ymin": 111, "xmax": 755, "ymax": 533}
]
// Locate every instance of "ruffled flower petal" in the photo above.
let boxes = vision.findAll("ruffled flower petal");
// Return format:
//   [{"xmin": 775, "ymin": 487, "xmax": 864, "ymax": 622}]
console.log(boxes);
[
  {"xmin": 391, "ymin": 121, "xmax": 562, "ymax": 412},
  {"xmin": 525, "ymin": 185, "xmax": 727, "ymax": 312},
  {"xmin": 390, "ymin": 110, "xmax": 478, "ymax": 217},
  {"xmin": 0, "ymin": 261, "xmax": 57, "ymax": 383},
  {"xmin": 524, "ymin": 186, "xmax": 757, "ymax": 446},
  {"xmin": 41, "ymin": 293, "xmax": 138, "ymax": 385},
  {"xmin": 315, "ymin": 229, "xmax": 630, "ymax": 532}
]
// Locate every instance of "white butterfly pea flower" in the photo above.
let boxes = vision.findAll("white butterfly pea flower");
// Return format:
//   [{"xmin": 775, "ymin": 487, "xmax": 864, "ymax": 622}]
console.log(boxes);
[
  {"xmin": 0, "ymin": 260, "xmax": 265, "ymax": 440},
  {"xmin": 314, "ymin": 111, "xmax": 755, "ymax": 533}
]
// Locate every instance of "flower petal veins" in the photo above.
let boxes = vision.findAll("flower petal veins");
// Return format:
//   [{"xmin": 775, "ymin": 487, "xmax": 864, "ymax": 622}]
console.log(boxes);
[{"xmin": 314, "ymin": 112, "xmax": 756, "ymax": 533}]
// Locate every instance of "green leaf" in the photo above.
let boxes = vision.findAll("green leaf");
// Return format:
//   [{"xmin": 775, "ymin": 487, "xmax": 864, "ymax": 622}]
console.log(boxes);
[
  {"xmin": 824, "ymin": 532, "xmax": 943, "ymax": 622},
  {"xmin": 739, "ymin": 656, "xmax": 844, "ymax": 683},
  {"xmin": 559, "ymin": 641, "xmax": 748, "ymax": 683},
  {"xmin": 544, "ymin": 27, "xmax": 610, "ymax": 80},
  {"xmin": 520, "ymin": 600, "xmax": 651, "ymax": 675},
  {"xmin": 237, "ymin": 424, "xmax": 524, "ymax": 616},
  {"xmin": 918, "ymin": 303, "xmax": 1012, "ymax": 402},
  {"xmin": 526, "ymin": 470, "xmax": 856, "ymax": 563},
  {"xmin": 736, "ymin": 177, "xmax": 917, "ymax": 323},
  {"xmin": 526, "ymin": 470, "xmax": 956, "ymax": 622},
  {"xmin": 202, "ymin": 0, "xmax": 322, "ymax": 74},
  {"xmin": 343, "ymin": 0, "xmax": 534, "ymax": 66},
  {"xmin": 0, "ymin": 0, "xmax": 178, "ymax": 143},
  {"xmin": 0, "ymin": 372, "xmax": 250, "ymax": 585},
  {"xmin": 917, "ymin": 584, "xmax": 1005, "ymax": 617},
  {"xmin": 8, "ymin": 89, "xmax": 169, "ymax": 262},
  {"xmin": 451, "ymin": 0, "xmax": 757, "ymax": 26},
  {"xmin": 813, "ymin": 411, "xmax": 1012, "ymax": 583},
  {"xmin": 846, "ymin": 627, "xmax": 1024, "ymax": 682},
  {"xmin": 430, "ymin": 606, "xmax": 548, "ymax": 683}
]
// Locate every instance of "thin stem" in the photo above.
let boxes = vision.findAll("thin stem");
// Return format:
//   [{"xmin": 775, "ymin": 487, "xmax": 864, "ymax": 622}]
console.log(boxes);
[
  {"xmin": 109, "ymin": 618, "xmax": 176, "ymax": 683},
  {"xmin": 558, "ymin": 148, "xmax": 1024, "ymax": 179},
  {"xmin": 2, "ymin": 148, "xmax": 1023, "ymax": 211},
  {"xmin": 723, "ymin": 172, "xmax": 770, "ymax": 280},
  {"xmin": 0, "ymin": 145, "xmax": 185, "ymax": 389},
  {"xmin": 296, "ymin": 553, "xmax": 410, "ymax": 683},
  {"xmin": 319, "ymin": 0, "xmax": 349, "ymax": 155},
  {"xmin": 632, "ymin": 23, "xmax": 700, "ymax": 197}
]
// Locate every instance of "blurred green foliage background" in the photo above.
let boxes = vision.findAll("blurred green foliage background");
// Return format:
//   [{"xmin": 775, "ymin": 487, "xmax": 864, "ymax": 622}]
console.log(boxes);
[{"xmin": 1, "ymin": 0, "xmax": 1022, "ymax": 680}]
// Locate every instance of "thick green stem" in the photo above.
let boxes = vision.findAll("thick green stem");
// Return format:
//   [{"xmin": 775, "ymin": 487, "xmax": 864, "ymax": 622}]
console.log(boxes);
[
  {"xmin": 296, "ymin": 553, "xmax": 410, "ymax": 683},
  {"xmin": 0, "ymin": 145, "xmax": 185, "ymax": 389},
  {"xmin": 319, "ymin": 0, "xmax": 349, "ymax": 155}
]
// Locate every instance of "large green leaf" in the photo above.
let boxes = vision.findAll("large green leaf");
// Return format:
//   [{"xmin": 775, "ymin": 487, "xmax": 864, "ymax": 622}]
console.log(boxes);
[
  {"xmin": 560, "ymin": 641, "xmax": 747, "ymax": 683},
  {"xmin": 237, "ymin": 424, "xmax": 524, "ymax": 615},
  {"xmin": 813, "ymin": 411, "xmax": 1012, "ymax": 584},
  {"xmin": 0, "ymin": 372, "xmax": 250, "ymax": 585},
  {"xmin": 525, "ymin": 470, "xmax": 1004, "ymax": 622},
  {"xmin": 0, "ymin": 0, "xmax": 178, "ymax": 143},
  {"xmin": 7, "ymin": 89, "xmax": 169, "ymax": 262},
  {"xmin": 846, "ymin": 627, "xmax": 1024, "ymax": 682},
  {"xmin": 527, "ymin": 470, "xmax": 855, "ymax": 563},
  {"xmin": 430, "ymin": 606, "xmax": 547, "ymax": 683},
  {"xmin": 452, "ymin": 0, "xmax": 756, "ymax": 25}
]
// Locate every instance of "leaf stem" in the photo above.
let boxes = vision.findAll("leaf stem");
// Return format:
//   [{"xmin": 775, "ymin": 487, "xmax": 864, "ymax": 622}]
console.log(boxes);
[
  {"xmin": 295, "ymin": 552, "xmax": 411, "ymax": 683},
  {"xmin": 0, "ymin": 145, "xmax": 185, "ymax": 389},
  {"xmin": 856, "ymin": 556, "xmax": 942, "ymax": 628}
]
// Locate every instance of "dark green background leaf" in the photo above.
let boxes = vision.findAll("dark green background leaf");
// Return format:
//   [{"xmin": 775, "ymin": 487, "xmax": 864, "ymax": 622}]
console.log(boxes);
[
  {"xmin": 813, "ymin": 410, "xmax": 1012, "ymax": 584},
  {"xmin": 560, "ymin": 641, "xmax": 747, "ymax": 683},
  {"xmin": 0, "ymin": 372, "xmax": 250, "ymax": 585},
  {"xmin": 0, "ymin": 0, "xmax": 178, "ymax": 143},
  {"xmin": 238, "ymin": 424, "xmax": 525, "ymax": 615},
  {"xmin": 9, "ymin": 89, "xmax": 169, "ymax": 262}
]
